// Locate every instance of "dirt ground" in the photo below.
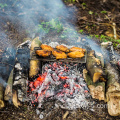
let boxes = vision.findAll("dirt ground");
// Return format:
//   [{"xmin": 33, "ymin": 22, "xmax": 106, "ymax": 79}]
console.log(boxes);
[{"xmin": 0, "ymin": 0, "xmax": 120, "ymax": 119}]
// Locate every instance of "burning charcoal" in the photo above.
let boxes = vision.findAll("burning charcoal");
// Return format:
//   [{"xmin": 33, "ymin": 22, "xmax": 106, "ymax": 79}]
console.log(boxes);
[
  {"xmin": 28, "ymin": 61, "xmax": 91, "ymax": 110},
  {"xmin": 51, "ymin": 73, "xmax": 59, "ymax": 81}
]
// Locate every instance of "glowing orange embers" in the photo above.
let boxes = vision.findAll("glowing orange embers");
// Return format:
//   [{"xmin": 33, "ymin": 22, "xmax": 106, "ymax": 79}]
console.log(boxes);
[
  {"xmin": 34, "ymin": 73, "xmax": 47, "ymax": 88},
  {"xmin": 28, "ymin": 62, "xmax": 90, "ymax": 109}
]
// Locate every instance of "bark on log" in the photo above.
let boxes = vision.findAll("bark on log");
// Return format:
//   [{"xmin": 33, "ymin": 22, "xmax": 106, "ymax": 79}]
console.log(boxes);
[
  {"xmin": 29, "ymin": 37, "xmax": 42, "ymax": 78},
  {"xmin": 12, "ymin": 89, "xmax": 21, "ymax": 108},
  {"xmin": 83, "ymin": 69, "xmax": 105, "ymax": 101},
  {"xmin": 86, "ymin": 50, "xmax": 104, "ymax": 83},
  {"xmin": 105, "ymin": 63, "xmax": 120, "ymax": 116},
  {"xmin": 4, "ymin": 69, "xmax": 13, "ymax": 101},
  {"xmin": 0, "ymin": 84, "xmax": 4, "ymax": 109}
]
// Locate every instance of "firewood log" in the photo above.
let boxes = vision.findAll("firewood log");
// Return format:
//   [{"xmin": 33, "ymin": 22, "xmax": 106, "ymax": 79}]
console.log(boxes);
[
  {"xmin": 86, "ymin": 50, "xmax": 104, "ymax": 83},
  {"xmin": 83, "ymin": 69, "xmax": 105, "ymax": 101},
  {"xmin": 29, "ymin": 37, "xmax": 42, "ymax": 78},
  {"xmin": 105, "ymin": 63, "xmax": 120, "ymax": 116},
  {"xmin": 12, "ymin": 89, "xmax": 21, "ymax": 108},
  {"xmin": 0, "ymin": 84, "xmax": 4, "ymax": 109},
  {"xmin": 4, "ymin": 69, "xmax": 13, "ymax": 101},
  {"xmin": 30, "ymin": 37, "xmax": 42, "ymax": 51}
]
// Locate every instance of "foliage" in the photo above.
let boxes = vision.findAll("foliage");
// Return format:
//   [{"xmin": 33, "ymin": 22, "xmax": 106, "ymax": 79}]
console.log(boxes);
[
  {"xmin": 64, "ymin": 0, "xmax": 76, "ymax": 4},
  {"xmin": 37, "ymin": 18, "xmax": 63, "ymax": 34},
  {"xmin": 101, "ymin": 11, "xmax": 107, "ymax": 14},
  {"xmin": 78, "ymin": 29, "xmax": 84, "ymax": 34},
  {"xmin": 87, "ymin": 34, "xmax": 120, "ymax": 48},
  {"xmin": 81, "ymin": 2, "xmax": 86, "ymax": 9},
  {"xmin": 0, "ymin": 3, "xmax": 7, "ymax": 9},
  {"xmin": 60, "ymin": 28, "xmax": 79, "ymax": 39},
  {"xmin": 89, "ymin": 11, "xmax": 93, "ymax": 15}
]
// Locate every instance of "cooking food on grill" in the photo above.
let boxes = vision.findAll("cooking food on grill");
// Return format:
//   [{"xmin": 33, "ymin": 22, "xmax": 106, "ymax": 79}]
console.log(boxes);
[
  {"xmin": 68, "ymin": 51, "xmax": 84, "ymax": 58},
  {"xmin": 56, "ymin": 45, "xmax": 69, "ymax": 52},
  {"xmin": 36, "ymin": 50, "xmax": 51, "ymax": 57},
  {"xmin": 41, "ymin": 44, "xmax": 54, "ymax": 51},
  {"xmin": 52, "ymin": 50, "xmax": 67, "ymax": 59},
  {"xmin": 70, "ymin": 47, "xmax": 86, "ymax": 53}
]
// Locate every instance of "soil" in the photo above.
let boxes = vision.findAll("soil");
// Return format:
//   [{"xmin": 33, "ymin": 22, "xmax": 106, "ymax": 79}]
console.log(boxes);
[{"xmin": 0, "ymin": 0, "xmax": 120, "ymax": 119}]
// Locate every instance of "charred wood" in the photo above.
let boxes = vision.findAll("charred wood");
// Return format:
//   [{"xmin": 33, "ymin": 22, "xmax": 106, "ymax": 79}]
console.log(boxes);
[{"xmin": 13, "ymin": 40, "xmax": 30, "ymax": 105}]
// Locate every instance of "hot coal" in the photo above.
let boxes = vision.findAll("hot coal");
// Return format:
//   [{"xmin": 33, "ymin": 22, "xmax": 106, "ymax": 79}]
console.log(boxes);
[{"xmin": 28, "ymin": 62, "xmax": 91, "ymax": 110}]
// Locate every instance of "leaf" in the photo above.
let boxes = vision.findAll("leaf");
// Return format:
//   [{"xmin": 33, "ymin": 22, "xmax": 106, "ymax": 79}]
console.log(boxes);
[{"xmin": 89, "ymin": 11, "xmax": 93, "ymax": 15}]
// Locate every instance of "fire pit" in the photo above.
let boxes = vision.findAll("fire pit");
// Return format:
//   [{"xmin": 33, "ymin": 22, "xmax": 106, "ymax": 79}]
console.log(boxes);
[{"xmin": 3, "ymin": 37, "xmax": 120, "ymax": 119}]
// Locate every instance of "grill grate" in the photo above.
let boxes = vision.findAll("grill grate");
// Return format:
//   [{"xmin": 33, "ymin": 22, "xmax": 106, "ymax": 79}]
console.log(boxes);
[{"xmin": 30, "ymin": 47, "xmax": 87, "ymax": 63}]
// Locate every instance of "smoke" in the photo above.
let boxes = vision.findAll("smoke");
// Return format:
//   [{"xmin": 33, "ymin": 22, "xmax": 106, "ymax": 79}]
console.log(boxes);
[{"xmin": 0, "ymin": 77, "xmax": 7, "ymax": 87}]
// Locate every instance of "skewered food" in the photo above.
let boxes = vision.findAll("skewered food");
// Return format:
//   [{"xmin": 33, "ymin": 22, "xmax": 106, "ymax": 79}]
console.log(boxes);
[
  {"xmin": 41, "ymin": 44, "xmax": 54, "ymax": 51},
  {"xmin": 52, "ymin": 50, "xmax": 67, "ymax": 59},
  {"xmin": 56, "ymin": 45, "xmax": 69, "ymax": 52},
  {"xmin": 70, "ymin": 47, "xmax": 86, "ymax": 53},
  {"xmin": 36, "ymin": 50, "xmax": 51, "ymax": 57},
  {"xmin": 68, "ymin": 51, "xmax": 84, "ymax": 58}
]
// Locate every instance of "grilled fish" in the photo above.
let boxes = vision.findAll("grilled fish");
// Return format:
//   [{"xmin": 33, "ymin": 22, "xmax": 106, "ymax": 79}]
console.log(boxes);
[
  {"xmin": 41, "ymin": 44, "xmax": 54, "ymax": 51},
  {"xmin": 56, "ymin": 45, "xmax": 69, "ymax": 52},
  {"xmin": 52, "ymin": 50, "xmax": 67, "ymax": 59},
  {"xmin": 36, "ymin": 50, "xmax": 51, "ymax": 57},
  {"xmin": 68, "ymin": 51, "xmax": 84, "ymax": 58},
  {"xmin": 70, "ymin": 47, "xmax": 86, "ymax": 53}
]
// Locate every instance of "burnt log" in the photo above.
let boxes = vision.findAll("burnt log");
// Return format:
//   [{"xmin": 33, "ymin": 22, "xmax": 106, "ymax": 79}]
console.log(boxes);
[
  {"xmin": 29, "ymin": 37, "xmax": 42, "ymax": 78},
  {"xmin": 12, "ymin": 40, "xmax": 30, "ymax": 107},
  {"xmin": 105, "ymin": 63, "xmax": 120, "ymax": 116},
  {"xmin": 86, "ymin": 50, "xmax": 104, "ymax": 83},
  {"xmin": 83, "ymin": 69, "xmax": 105, "ymax": 101}
]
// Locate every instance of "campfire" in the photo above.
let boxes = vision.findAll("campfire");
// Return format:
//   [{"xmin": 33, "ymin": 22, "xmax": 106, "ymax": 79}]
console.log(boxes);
[
  {"xmin": 0, "ymin": 37, "xmax": 120, "ymax": 119},
  {"xmin": 28, "ymin": 61, "xmax": 90, "ymax": 109}
]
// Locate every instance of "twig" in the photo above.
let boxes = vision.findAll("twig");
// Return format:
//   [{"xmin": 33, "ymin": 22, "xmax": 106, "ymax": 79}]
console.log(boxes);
[
  {"xmin": 112, "ymin": 23, "xmax": 117, "ymax": 40},
  {"xmin": 89, "ymin": 21, "xmax": 118, "ymax": 39}
]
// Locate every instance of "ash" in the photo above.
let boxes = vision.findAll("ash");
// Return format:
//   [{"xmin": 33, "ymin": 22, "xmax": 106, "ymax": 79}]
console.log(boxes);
[{"xmin": 28, "ymin": 62, "xmax": 90, "ymax": 110}]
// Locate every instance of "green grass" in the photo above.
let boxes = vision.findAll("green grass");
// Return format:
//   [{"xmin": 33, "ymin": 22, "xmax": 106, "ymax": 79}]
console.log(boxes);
[
  {"xmin": 37, "ymin": 18, "xmax": 63, "ymax": 34},
  {"xmin": 87, "ymin": 34, "xmax": 120, "ymax": 48}
]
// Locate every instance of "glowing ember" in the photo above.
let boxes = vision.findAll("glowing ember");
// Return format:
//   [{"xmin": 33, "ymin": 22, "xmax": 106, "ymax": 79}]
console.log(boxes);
[{"xmin": 28, "ymin": 62, "xmax": 90, "ymax": 109}]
